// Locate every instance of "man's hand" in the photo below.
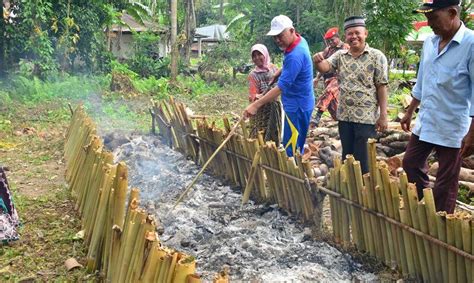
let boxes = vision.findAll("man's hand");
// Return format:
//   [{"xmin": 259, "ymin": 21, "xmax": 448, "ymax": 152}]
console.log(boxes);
[
  {"xmin": 400, "ymin": 112, "xmax": 413, "ymax": 132},
  {"xmin": 313, "ymin": 52, "xmax": 325, "ymax": 64},
  {"xmin": 243, "ymin": 102, "xmax": 259, "ymax": 119},
  {"xmin": 375, "ymin": 114, "xmax": 388, "ymax": 132},
  {"xmin": 461, "ymin": 122, "xmax": 474, "ymax": 158}
]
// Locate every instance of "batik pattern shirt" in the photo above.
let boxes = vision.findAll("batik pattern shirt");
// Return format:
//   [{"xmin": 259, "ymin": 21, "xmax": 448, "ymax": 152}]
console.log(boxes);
[{"xmin": 326, "ymin": 44, "xmax": 388, "ymax": 125}]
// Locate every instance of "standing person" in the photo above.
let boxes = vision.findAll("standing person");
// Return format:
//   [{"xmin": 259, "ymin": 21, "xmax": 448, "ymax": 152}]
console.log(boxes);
[
  {"xmin": 243, "ymin": 15, "xmax": 314, "ymax": 158},
  {"xmin": 0, "ymin": 166, "xmax": 20, "ymax": 244},
  {"xmin": 247, "ymin": 44, "xmax": 281, "ymax": 143},
  {"xmin": 311, "ymin": 27, "xmax": 349, "ymax": 128},
  {"xmin": 401, "ymin": 0, "xmax": 474, "ymax": 213},
  {"xmin": 313, "ymin": 16, "xmax": 389, "ymax": 174}
]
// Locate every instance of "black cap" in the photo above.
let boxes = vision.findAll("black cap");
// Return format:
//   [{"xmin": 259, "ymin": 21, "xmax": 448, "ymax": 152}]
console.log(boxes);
[
  {"xmin": 413, "ymin": 0, "xmax": 460, "ymax": 14},
  {"xmin": 343, "ymin": 16, "xmax": 366, "ymax": 31}
]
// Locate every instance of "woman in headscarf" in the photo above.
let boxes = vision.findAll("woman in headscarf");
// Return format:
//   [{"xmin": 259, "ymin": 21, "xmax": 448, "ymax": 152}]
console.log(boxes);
[
  {"xmin": 248, "ymin": 44, "xmax": 281, "ymax": 143},
  {"xmin": 0, "ymin": 166, "xmax": 20, "ymax": 244}
]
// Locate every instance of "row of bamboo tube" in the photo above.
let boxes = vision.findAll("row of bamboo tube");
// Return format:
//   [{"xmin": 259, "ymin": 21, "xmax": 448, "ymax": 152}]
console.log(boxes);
[
  {"xmin": 327, "ymin": 139, "xmax": 473, "ymax": 281},
  {"xmin": 63, "ymin": 105, "xmax": 209, "ymax": 282},
  {"xmin": 154, "ymin": 98, "xmax": 320, "ymax": 224}
]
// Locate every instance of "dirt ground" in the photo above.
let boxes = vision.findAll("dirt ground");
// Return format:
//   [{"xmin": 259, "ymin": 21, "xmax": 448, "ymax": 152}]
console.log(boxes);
[{"xmin": 0, "ymin": 101, "xmax": 89, "ymax": 280}]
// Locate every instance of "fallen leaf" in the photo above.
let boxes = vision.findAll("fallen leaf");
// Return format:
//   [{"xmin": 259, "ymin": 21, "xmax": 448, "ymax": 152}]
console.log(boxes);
[
  {"xmin": 73, "ymin": 230, "xmax": 85, "ymax": 240},
  {"xmin": 64, "ymin": 258, "xmax": 82, "ymax": 271}
]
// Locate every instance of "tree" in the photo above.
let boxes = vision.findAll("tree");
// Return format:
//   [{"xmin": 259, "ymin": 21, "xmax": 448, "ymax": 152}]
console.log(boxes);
[
  {"xmin": 170, "ymin": 0, "xmax": 178, "ymax": 81},
  {"xmin": 183, "ymin": 0, "xmax": 196, "ymax": 65},
  {"xmin": 365, "ymin": 0, "xmax": 418, "ymax": 61}
]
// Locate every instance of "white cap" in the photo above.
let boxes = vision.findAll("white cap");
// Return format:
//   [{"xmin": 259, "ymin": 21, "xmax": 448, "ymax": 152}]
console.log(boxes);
[{"xmin": 266, "ymin": 15, "xmax": 293, "ymax": 36}]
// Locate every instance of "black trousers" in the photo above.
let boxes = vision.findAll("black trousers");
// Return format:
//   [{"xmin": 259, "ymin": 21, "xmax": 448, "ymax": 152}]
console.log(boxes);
[{"xmin": 338, "ymin": 121, "xmax": 376, "ymax": 174}]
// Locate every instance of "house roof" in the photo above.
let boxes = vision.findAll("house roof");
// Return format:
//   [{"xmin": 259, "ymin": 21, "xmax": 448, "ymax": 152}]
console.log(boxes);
[
  {"xmin": 195, "ymin": 24, "xmax": 229, "ymax": 41},
  {"xmin": 110, "ymin": 13, "xmax": 167, "ymax": 33}
]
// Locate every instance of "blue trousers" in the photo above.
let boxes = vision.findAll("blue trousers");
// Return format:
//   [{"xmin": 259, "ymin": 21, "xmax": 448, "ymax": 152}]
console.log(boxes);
[{"xmin": 282, "ymin": 109, "xmax": 312, "ymax": 157}]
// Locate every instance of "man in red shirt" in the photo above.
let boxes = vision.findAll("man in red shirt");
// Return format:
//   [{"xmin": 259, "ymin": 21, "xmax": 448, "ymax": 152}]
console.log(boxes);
[{"xmin": 311, "ymin": 27, "xmax": 349, "ymax": 128}]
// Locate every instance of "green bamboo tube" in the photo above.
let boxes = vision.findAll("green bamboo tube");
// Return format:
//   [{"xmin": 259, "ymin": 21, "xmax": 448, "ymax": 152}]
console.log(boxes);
[
  {"xmin": 102, "ymin": 188, "xmax": 115, "ymax": 276},
  {"xmin": 260, "ymin": 145, "xmax": 277, "ymax": 204},
  {"xmin": 288, "ymin": 157, "xmax": 307, "ymax": 219},
  {"xmin": 363, "ymin": 174, "xmax": 383, "ymax": 259},
  {"xmin": 374, "ymin": 185, "xmax": 391, "ymax": 265},
  {"xmin": 389, "ymin": 181, "xmax": 407, "ymax": 276},
  {"xmin": 367, "ymin": 139, "xmax": 377, "ymax": 191},
  {"xmin": 380, "ymin": 166, "xmax": 400, "ymax": 269},
  {"xmin": 342, "ymin": 158, "xmax": 361, "ymax": 249},
  {"xmin": 277, "ymin": 148, "xmax": 292, "ymax": 212},
  {"xmin": 108, "ymin": 225, "xmax": 123, "ymax": 282},
  {"xmin": 399, "ymin": 173, "xmax": 412, "ymax": 223},
  {"xmin": 416, "ymin": 202, "xmax": 436, "ymax": 283},
  {"xmin": 461, "ymin": 214, "xmax": 472, "ymax": 283},
  {"xmin": 407, "ymin": 184, "xmax": 429, "ymax": 280},
  {"xmin": 157, "ymin": 253, "xmax": 173, "ymax": 283},
  {"xmin": 454, "ymin": 213, "xmax": 466, "ymax": 283},
  {"xmin": 117, "ymin": 210, "xmax": 146, "ymax": 282},
  {"xmin": 422, "ymin": 188, "xmax": 442, "ymax": 280},
  {"xmin": 289, "ymin": 157, "xmax": 311, "ymax": 221},
  {"xmin": 446, "ymin": 214, "xmax": 457, "ymax": 283},
  {"xmin": 339, "ymin": 173, "xmax": 351, "ymax": 248},
  {"xmin": 399, "ymin": 207, "xmax": 417, "ymax": 277},
  {"xmin": 113, "ymin": 196, "xmax": 138, "ymax": 283},
  {"xmin": 151, "ymin": 248, "xmax": 168, "ymax": 282},
  {"xmin": 253, "ymin": 141, "xmax": 266, "ymax": 202},
  {"xmin": 221, "ymin": 118, "xmax": 239, "ymax": 185},
  {"xmin": 361, "ymin": 187, "xmax": 376, "ymax": 256},
  {"xmin": 140, "ymin": 241, "xmax": 160, "ymax": 282},
  {"xmin": 327, "ymin": 169, "xmax": 340, "ymax": 242},
  {"xmin": 333, "ymin": 159, "xmax": 344, "ymax": 244},
  {"xmin": 284, "ymin": 156, "xmax": 301, "ymax": 216},
  {"xmin": 128, "ymin": 220, "xmax": 155, "ymax": 283},
  {"xmin": 241, "ymin": 150, "xmax": 261, "ymax": 205},
  {"xmin": 86, "ymin": 166, "xmax": 116, "ymax": 271},
  {"xmin": 436, "ymin": 211, "xmax": 449, "ymax": 283},
  {"xmin": 166, "ymin": 252, "xmax": 179, "ymax": 283},
  {"xmin": 172, "ymin": 255, "xmax": 196, "ymax": 283}
]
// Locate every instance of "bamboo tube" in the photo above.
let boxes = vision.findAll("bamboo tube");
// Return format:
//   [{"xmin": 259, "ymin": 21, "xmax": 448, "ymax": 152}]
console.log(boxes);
[
  {"xmin": 165, "ymin": 251, "xmax": 179, "ymax": 283},
  {"xmin": 407, "ymin": 184, "xmax": 429, "ymax": 280},
  {"xmin": 152, "ymin": 248, "xmax": 168, "ymax": 282},
  {"xmin": 446, "ymin": 214, "xmax": 457, "ymax": 283},
  {"xmin": 380, "ymin": 166, "xmax": 400, "ymax": 269},
  {"xmin": 342, "ymin": 158, "xmax": 361, "ymax": 249},
  {"xmin": 288, "ymin": 157, "xmax": 306, "ymax": 219},
  {"xmin": 275, "ymin": 147, "xmax": 290, "ymax": 211},
  {"xmin": 260, "ymin": 145, "xmax": 278, "ymax": 204},
  {"xmin": 172, "ymin": 255, "xmax": 196, "ymax": 283},
  {"xmin": 289, "ymin": 156, "xmax": 311, "ymax": 221},
  {"xmin": 116, "ymin": 209, "xmax": 142, "ymax": 282},
  {"xmin": 361, "ymin": 187, "xmax": 376, "ymax": 256},
  {"xmin": 186, "ymin": 274, "xmax": 202, "ymax": 283},
  {"xmin": 374, "ymin": 185, "xmax": 391, "ymax": 265},
  {"xmin": 367, "ymin": 139, "xmax": 377, "ymax": 191},
  {"xmin": 461, "ymin": 214, "xmax": 472, "ymax": 283},
  {"xmin": 416, "ymin": 202, "xmax": 436, "ymax": 283},
  {"xmin": 241, "ymin": 150, "xmax": 261, "ymax": 206},
  {"xmin": 328, "ymin": 169, "xmax": 340, "ymax": 242},
  {"xmin": 339, "ymin": 171, "xmax": 351, "ymax": 248},
  {"xmin": 399, "ymin": 207, "xmax": 417, "ymax": 277},
  {"xmin": 454, "ymin": 213, "xmax": 466, "ymax": 283},
  {"xmin": 436, "ymin": 211, "xmax": 449, "ymax": 283},
  {"xmin": 390, "ymin": 181, "xmax": 407, "ymax": 275},
  {"xmin": 140, "ymin": 241, "xmax": 161, "ymax": 282},
  {"xmin": 127, "ymin": 218, "xmax": 155, "ymax": 283},
  {"xmin": 213, "ymin": 267, "xmax": 230, "ymax": 283},
  {"xmin": 157, "ymin": 253, "xmax": 173, "ymax": 283},
  {"xmin": 423, "ymin": 188, "xmax": 442, "ymax": 281},
  {"xmin": 364, "ymin": 174, "xmax": 383, "ymax": 259}
]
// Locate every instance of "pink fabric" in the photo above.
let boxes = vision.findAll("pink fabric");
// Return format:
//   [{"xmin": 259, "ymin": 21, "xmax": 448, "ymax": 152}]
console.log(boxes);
[{"xmin": 251, "ymin": 44, "xmax": 271, "ymax": 73}]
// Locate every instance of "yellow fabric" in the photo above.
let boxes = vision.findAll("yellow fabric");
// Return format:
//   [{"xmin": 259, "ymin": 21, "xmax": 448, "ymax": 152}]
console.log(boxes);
[{"xmin": 284, "ymin": 114, "xmax": 299, "ymax": 154}]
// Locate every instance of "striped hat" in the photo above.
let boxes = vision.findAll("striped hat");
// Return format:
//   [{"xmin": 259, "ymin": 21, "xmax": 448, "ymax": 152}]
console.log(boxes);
[{"xmin": 343, "ymin": 16, "xmax": 366, "ymax": 31}]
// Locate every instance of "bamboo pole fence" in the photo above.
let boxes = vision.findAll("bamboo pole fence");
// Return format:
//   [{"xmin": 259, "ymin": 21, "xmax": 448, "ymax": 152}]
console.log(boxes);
[
  {"xmin": 154, "ymin": 98, "xmax": 324, "ymax": 224},
  {"xmin": 326, "ymin": 139, "xmax": 474, "ymax": 281},
  {"xmin": 153, "ymin": 98, "xmax": 473, "ymax": 282},
  {"xmin": 64, "ymin": 105, "xmax": 203, "ymax": 282}
]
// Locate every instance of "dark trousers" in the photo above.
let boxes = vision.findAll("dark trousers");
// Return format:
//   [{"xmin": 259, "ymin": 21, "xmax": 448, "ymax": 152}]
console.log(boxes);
[
  {"xmin": 338, "ymin": 121, "xmax": 376, "ymax": 174},
  {"xmin": 402, "ymin": 134, "xmax": 461, "ymax": 213}
]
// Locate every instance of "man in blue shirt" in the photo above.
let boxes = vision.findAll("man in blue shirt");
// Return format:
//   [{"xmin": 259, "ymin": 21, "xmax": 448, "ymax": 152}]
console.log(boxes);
[
  {"xmin": 401, "ymin": 0, "xmax": 474, "ymax": 213},
  {"xmin": 243, "ymin": 15, "xmax": 315, "ymax": 157}
]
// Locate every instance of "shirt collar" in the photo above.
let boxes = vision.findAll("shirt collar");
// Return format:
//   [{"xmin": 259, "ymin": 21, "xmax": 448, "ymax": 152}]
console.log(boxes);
[
  {"xmin": 285, "ymin": 33, "xmax": 302, "ymax": 54},
  {"xmin": 343, "ymin": 43, "xmax": 370, "ymax": 55},
  {"xmin": 431, "ymin": 22, "xmax": 466, "ymax": 45}
]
